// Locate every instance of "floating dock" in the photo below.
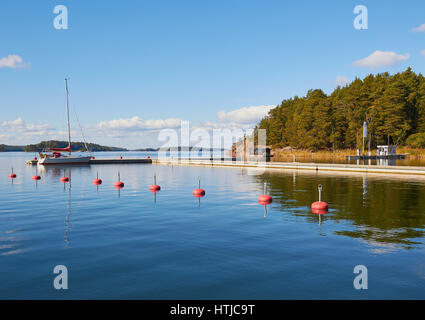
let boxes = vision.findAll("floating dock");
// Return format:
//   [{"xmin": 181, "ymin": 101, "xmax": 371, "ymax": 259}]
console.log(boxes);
[
  {"xmin": 26, "ymin": 158, "xmax": 154, "ymax": 165},
  {"xmin": 25, "ymin": 157, "xmax": 425, "ymax": 176},
  {"xmin": 90, "ymin": 158, "xmax": 153, "ymax": 164},
  {"xmin": 26, "ymin": 157, "xmax": 234, "ymax": 165},
  {"xmin": 155, "ymin": 158, "xmax": 425, "ymax": 176},
  {"xmin": 346, "ymin": 154, "xmax": 407, "ymax": 160}
]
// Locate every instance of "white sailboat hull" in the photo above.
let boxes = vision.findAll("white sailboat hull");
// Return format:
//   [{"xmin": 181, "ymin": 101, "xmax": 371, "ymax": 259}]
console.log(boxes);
[{"xmin": 38, "ymin": 156, "xmax": 92, "ymax": 165}]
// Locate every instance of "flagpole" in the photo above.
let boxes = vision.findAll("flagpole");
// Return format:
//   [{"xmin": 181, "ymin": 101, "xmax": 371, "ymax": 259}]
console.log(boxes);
[{"xmin": 362, "ymin": 121, "xmax": 367, "ymax": 157}]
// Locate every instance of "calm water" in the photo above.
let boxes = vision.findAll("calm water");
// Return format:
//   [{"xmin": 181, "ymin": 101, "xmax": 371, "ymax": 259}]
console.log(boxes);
[{"xmin": 1, "ymin": 152, "xmax": 425, "ymax": 299}]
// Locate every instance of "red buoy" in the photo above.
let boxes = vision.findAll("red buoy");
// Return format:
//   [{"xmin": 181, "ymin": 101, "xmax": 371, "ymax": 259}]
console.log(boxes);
[
  {"xmin": 150, "ymin": 185, "xmax": 160, "ymax": 191},
  {"xmin": 149, "ymin": 174, "xmax": 160, "ymax": 192},
  {"xmin": 311, "ymin": 201, "xmax": 328, "ymax": 211},
  {"xmin": 193, "ymin": 188, "xmax": 205, "ymax": 197},
  {"xmin": 60, "ymin": 177, "xmax": 69, "ymax": 183},
  {"xmin": 193, "ymin": 178, "xmax": 205, "ymax": 197},
  {"xmin": 147, "ymin": 156, "xmax": 150, "ymax": 159},
  {"xmin": 92, "ymin": 172, "xmax": 102, "ymax": 185},
  {"xmin": 114, "ymin": 172, "xmax": 124, "ymax": 188},
  {"xmin": 32, "ymin": 175, "xmax": 41, "ymax": 180},
  {"xmin": 258, "ymin": 182, "xmax": 272, "ymax": 205},
  {"xmin": 258, "ymin": 194, "xmax": 272, "ymax": 205},
  {"xmin": 312, "ymin": 185, "xmax": 328, "ymax": 212},
  {"xmin": 8, "ymin": 167, "xmax": 16, "ymax": 179}
]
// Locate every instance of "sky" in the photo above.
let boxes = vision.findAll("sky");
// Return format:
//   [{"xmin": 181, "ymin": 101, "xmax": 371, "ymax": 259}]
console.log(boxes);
[{"xmin": 1, "ymin": 0, "xmax": 425, "ymax": 149}]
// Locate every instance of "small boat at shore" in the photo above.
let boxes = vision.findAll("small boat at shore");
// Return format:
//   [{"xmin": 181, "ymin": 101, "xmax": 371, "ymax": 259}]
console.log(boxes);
[{"xmin": 38, "ymin": 79, "xmax": 91, "ymax": 165}]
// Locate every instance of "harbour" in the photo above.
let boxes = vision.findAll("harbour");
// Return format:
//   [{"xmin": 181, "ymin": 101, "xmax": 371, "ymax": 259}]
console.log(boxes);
[{"xmin": 3, "ymin": 0, "xmax": 425, "ymax": 303}]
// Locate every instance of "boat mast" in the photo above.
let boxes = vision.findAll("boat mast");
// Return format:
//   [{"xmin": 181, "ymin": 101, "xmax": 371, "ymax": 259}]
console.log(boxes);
[{"xmin": 65, "ymin": 78, "xmax": 71, "ymax": 155}]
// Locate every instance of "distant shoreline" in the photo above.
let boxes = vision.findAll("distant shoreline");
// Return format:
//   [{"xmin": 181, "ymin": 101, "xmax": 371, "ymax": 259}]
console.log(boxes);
[{"xmin": 0, "ymin": 141, "xmax": 227, "ymax": 153}]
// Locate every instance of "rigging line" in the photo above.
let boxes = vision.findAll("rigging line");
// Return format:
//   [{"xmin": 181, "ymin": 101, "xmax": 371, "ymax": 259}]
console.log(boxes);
[{"xmin": 68, "ymin": 91, "xmax": 90, "ymax": 153}]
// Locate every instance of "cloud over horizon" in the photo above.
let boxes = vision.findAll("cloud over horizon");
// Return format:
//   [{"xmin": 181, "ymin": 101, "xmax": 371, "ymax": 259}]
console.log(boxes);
[
  {"xmin": 353, "ymin": 50, "xmax": 410, "ymax": 69},
  {"xmin": 0, "ymin": 55, "xmax": 30, "ymax": 69},
  {"xmin": 1, "ymin": 117, "xmax": 53, "ymax": 135},
  {"xmin": 98, "ymin": 116, "xmax": 183, "ymax": 131}
]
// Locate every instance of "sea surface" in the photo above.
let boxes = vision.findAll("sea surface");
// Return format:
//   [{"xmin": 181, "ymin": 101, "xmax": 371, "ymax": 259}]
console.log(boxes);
[{"xmin": 1, "ymin": 152, "xmax": 425, "ymax": 299}]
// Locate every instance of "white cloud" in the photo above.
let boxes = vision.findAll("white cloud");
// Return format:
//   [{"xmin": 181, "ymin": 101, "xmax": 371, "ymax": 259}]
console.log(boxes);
[
  {"xmin": 0, "ymin": 117, "xmax": 56, "ymax": 145},
  {"xmin": 1, "ymin": 117, "xmax": 52, "ymax": 135},
  {"xmin": 413, "ymin": 23, "xmax": 425, "ymax": 33},
  {"xmin": 353, "ymin": 50, "xmax": 410, "ymax": 68},
  {"xmin": 0, "ymin": 55, "xmax": 30, "ymax": 69},
  {"xmin": 335, "ymin": 76, "xmax": 350, "ymax": 87},
  {"xmin": 421, "ymin": 50, "xmax": 425, "ymax": 57},
  {"xmin": 217, "ymin": 105, "xmax": 275, "ymax": 124},
  {"xmin": 98, "ymin": 116, "xmax": 182, "ymax": 131}
]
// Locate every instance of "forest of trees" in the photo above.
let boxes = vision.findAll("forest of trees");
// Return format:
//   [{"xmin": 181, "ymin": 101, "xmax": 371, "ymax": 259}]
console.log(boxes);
[{"xmin": 255, "ymin": 68, "xmax": 425, "ymax": 150}]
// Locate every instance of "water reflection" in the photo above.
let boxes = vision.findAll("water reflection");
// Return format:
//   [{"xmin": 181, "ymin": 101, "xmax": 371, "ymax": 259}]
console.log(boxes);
[
  {"xmin": 64, "ymin": 171, "xmax": 71, "ymax": 248},
  {"xmin": 376, "ymin": 158, "xmax": 397, "ymax": 166},
  {"xmin": 362, "ymin": 176, "xmax": 367, "ymax": 207},
  {"xmin": 257, "ymin": 170, "xmax": 425, "ymax": 250}
]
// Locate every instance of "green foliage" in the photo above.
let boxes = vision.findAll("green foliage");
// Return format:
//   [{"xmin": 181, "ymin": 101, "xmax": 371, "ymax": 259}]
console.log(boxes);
[
  {"xmin": 406, "ymin": 133, "xmax": 425, "ymax": 148},
  {"xmin": 258, "ymin": 68, "xmax": 425, "ymax": 150}
]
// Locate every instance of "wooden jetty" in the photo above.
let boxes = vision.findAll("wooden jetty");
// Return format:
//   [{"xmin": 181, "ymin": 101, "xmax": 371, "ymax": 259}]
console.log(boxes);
[
  {"xmin": 346, "ymin": 154, "xmax": 407, "ymax": 160},
  {"xmin": 90, "ymin": 158, "xmax": 152, "ymax": 164},
  {"xmin": 26, "ymin": 157, "xmax": 235, "ymax": 165},
  {"xmin": 346, "ymin": 145, "xmax": 407, "ymax": 160},
  {"xmin": 25, "ymin": 156, "xmax": 425, "ymax": 176},
  {"xmin": 155, "ymin": 158, "xmax": 425, "ymax": 176},
  {"xmin": 26, "ymin": 158, "xmax": 153, "ymax": 165}
]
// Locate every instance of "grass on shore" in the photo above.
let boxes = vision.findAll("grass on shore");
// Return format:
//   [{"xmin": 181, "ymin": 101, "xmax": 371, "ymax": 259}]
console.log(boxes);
[{"xmin": 271, "ymin": 147, "xmax": 425, "ymax": 162}]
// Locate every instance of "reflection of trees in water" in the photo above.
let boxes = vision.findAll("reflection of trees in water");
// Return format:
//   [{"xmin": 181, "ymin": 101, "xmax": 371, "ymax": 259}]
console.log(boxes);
[
  {"xmin": 255, "ymin": 172, "xmax": 425, "ymax": 248},
  {"xmin": 335, "ymin": 227, "xmax": 423, "ymax": 250}
]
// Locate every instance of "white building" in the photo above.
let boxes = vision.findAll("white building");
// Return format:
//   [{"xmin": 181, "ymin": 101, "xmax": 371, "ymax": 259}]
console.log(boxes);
[{"xmin": 377, "ymin": 145, "xmax": 397, "ymax": 156}]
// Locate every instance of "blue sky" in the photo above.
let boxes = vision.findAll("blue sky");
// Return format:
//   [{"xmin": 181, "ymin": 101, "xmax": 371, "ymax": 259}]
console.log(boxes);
[{"xmin": 1, "ymin": 0, "xmax": 425, "ymax": 148}]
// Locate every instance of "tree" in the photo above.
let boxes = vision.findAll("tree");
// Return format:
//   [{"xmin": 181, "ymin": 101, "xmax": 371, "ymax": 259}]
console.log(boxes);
[{"xmin": 257, "ymin": 68, "xmax": 425, "ymax": 150}]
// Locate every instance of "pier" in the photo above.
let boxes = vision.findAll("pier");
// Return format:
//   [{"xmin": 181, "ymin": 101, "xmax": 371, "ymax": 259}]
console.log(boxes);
[
  {"xmin": 90, "ymin": 158, "xmax": 153, "ymax": 164},
  {"xmin": 346, "ymin": 154, "xmax": 407, "ymax": 160},
  {"xmin": 25, "ymin": 157, "xmax": 425, "ymax": 176},
  {"xmin": 154, "ymin": 158, "xmax": 425, "ymax": 176}
]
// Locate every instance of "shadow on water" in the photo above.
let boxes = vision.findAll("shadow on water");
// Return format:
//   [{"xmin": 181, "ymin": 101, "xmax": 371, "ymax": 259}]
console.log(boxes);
[{"xmin": 255, "ymin": 170, "xmax": 425, "ymax": 249}]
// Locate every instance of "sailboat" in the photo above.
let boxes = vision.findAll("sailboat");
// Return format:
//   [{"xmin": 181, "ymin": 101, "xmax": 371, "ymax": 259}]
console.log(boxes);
[{"xmin": 38, "ymin": 79, "xmax": 92, "ymax": 165}]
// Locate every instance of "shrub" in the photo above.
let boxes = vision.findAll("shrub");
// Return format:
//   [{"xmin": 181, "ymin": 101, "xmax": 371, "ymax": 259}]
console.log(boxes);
[{"xmin": 406, "ymin": 133, "xmax": 425, "ymax": 148}]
